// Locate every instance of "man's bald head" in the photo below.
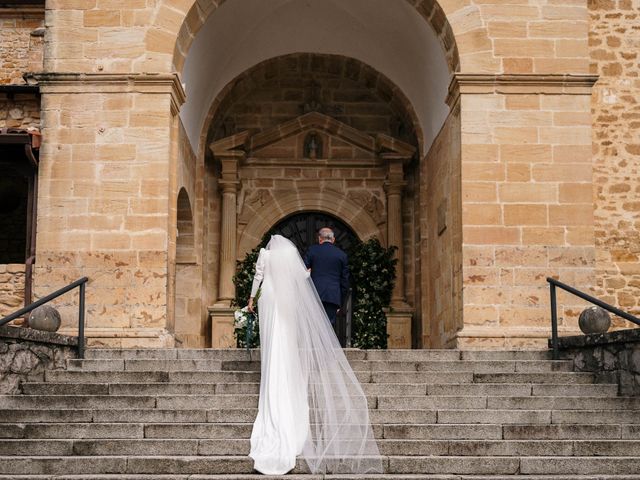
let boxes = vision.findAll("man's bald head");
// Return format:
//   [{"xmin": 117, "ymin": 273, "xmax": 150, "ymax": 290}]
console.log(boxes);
[{"xmin": 318, "ymin": 227, "xmax": 335, "ymax": 244}]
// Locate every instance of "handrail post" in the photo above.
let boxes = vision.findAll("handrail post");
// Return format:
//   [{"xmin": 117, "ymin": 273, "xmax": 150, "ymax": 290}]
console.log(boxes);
[
  {"xmin": 550, "ymin": 282, "xmax": 559, "ymax": 360},
  {"xmin": 78, "ymin": 281, "xmax": 86, "ymax": 359}
]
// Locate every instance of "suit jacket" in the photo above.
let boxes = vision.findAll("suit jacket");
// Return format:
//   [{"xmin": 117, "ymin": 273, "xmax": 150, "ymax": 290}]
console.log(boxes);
[{"xmin": 303, "ymin": 242, "xmax": 349, "ymax": 306}]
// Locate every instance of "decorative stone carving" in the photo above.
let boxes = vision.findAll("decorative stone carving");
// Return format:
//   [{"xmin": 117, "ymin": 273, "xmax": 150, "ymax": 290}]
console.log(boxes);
[
  {"xmin": 348, "ymin": 191, "xmax": 384, "ymax": 222},
  {"xmin": 578, "ymin": 306, "xmax": 611, "ymax": 334},
  {"xmin": 246, "ymin": 189, "xmax": 270, "ymax": 209},
  {"xmin": 28, "ymin": 305, "xmax": 61, "ymax": 332},
  {"xmin": 303, "ymin": 131, "xmax": 323, "ymax": 159}
]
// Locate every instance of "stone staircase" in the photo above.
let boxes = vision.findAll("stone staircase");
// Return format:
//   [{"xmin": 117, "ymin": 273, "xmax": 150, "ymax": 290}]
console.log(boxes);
[{"xmin": 1, "ymin": 348, "xmax": 640, "ymax": 479}]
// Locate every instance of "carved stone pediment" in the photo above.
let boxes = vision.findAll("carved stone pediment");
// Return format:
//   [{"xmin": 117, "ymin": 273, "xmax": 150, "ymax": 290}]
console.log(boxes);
[{"xmin": 209, "ymin": 112, "xmax": 416, "ymax": 162}]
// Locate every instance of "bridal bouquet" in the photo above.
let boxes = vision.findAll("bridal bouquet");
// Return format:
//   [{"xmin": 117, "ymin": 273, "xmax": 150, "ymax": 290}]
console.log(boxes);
[{"xmin": 233, "ymin": 306, "xmax": 259, "ymax": 349}]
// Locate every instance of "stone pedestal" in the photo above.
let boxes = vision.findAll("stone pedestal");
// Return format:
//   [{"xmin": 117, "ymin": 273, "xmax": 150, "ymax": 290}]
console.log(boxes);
[
  {"xmin": 208, "ymin": 305, "xmax": 236, "ymax": 348},
  {"xmin": 385, "ymin": 306, "xmax": 413, "ymax": 349}
]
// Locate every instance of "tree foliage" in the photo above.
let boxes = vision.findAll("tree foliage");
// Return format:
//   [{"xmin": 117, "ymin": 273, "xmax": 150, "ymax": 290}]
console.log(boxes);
[{"xmin": 348, "ymin": 238, "xmax": 397, "ymax": 349}]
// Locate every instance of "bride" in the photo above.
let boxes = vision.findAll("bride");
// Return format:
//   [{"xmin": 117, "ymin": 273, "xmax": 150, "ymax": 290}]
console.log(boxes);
[{"xmin": 246, "ymin": 235, "xmax": 382, "ymax": 475}]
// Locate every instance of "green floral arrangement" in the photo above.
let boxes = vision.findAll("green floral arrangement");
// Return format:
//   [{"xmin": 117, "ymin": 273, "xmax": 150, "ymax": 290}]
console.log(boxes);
[
  {"xmin": 232, "ymin": 238, "xmax": 269, "ymax": 348},
  {"xmin": 232, "ymin": 235, "xmax": 396, "ymax": 350},
  {"xmin": 348, "ymin": 238, "xmax": 397, "ymax": 349}
]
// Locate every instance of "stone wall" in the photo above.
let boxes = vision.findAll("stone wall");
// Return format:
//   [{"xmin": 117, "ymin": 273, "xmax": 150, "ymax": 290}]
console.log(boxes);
[
  {"xmin": 0, "ymin": 264, "xmax": 25, "ymax": 318},
  {"xmin": 423, "ymin": 102, "xmax": 462, "ymax": 348},
  {"xmin": 28, "ymin": 1, "xmax": 605, "ymax": 349},
  {"xmin": 208, "ymin": 54, "xmax": 419, "ymax": 151},
  {"xmin": 591, "ymin": 0, "xmax": 640, "ymax": 322},
  {"xmin": 0, "ymin": 9, "xmax": 43, "ymax": 85},
  {"xmin": 558, "ymin": 328, "xmax": 640, "ymax": 396},
  {"xmin": 33, "ymin": 74, "xmax": 183, "ymax": 348},
  {"xmin": 174, "ymin": 120, "xmax": 206, "ymax": 348},
  {"xmin": 0, "ymin": 93, "xmax": 40, "ymax": 130},
  {"xmin": 0, "ymin": 325, "xmax": 76, "ymax": 395},
  {"xmin": 456, "ymin": 78, "xmax": 596, "ymax": 349}
]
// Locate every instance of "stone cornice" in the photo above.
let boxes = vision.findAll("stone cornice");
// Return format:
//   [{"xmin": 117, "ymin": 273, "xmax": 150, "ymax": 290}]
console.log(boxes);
[
  {"xmin": 27, "ymin": 72, "xmax": 187, "ymax": 115},
  {"xmin": 447, "ymin": 73, "xmax": 599, "ymax": 106}
]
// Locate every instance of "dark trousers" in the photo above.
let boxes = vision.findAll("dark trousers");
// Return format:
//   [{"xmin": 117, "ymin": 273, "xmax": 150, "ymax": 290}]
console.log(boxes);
[{"xmin": 322, "ymin": 301, "xmax": 339, "ymax": 326}]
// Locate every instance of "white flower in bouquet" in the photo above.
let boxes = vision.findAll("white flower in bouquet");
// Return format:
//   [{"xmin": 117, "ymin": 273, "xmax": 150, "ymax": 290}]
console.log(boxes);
[{"xmin": 234, "ymin": 306, "xmax": 250, "ymax": 328}]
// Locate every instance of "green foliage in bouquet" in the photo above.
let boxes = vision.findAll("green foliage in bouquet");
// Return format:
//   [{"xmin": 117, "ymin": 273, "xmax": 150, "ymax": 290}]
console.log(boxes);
[
  {"xmin": 232, "ymin": 235, "xmax": 271, "ymax": 348},
  {"xmin": 348, "ymin": 238, "xmax": 397, "ymax": 349}
]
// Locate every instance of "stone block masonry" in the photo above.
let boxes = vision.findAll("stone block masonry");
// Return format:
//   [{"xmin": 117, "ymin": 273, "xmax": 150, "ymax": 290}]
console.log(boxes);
[
  {"xmin": 0, "ymin": 325, "xmax": 76, "ymax": 395},
  {"xmin": 590, "ymin": 0, "xmax": 640, "ymax": 321},
  {"xmin": 558, "ymin": 328, "xmax": 640, "ymax": 396},
  {"xmin": 32, "ymin": 72, "xmax": 185, "ymax": 348},
  {"xmin": 0, "ymin": 264, "xmax": 25, "ymax": 318},
  {"xmin": 0, "ymin": 94, "xmax": 40, "ymax": 130},
  {"xmin": 0, "ymin": 10, "xmax": 43, "ymax": 85}
]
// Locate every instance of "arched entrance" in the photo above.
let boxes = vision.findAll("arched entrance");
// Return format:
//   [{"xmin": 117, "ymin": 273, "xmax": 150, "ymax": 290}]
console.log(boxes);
[
  {"xmin": 270, "ymin": 211, "xmax": 359, "ymax": 256},
  {"xmin": 171, "ymin": 1, "xmax": 463, "ymax": 350}
]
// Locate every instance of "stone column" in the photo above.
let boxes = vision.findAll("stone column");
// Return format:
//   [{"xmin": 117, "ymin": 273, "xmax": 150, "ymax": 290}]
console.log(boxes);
[
  {"xmin": 384, "ymin": 154, "xmax": 409, "ymax": 305},
  {"xmin": 383, "ymin": 153, "xmax": 413, "ymax": 348},
  {"xmin": 208, "ymin": 151, "xmax": 243, "ymax": 348},
  {"xmin": 216, "ymin": 153, "xmax": 242, "ymax": 305}
]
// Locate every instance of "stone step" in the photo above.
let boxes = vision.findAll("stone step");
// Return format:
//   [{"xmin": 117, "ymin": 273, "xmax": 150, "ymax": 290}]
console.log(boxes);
[
  {"xmin": 503, "ymin": 424, "xmax": 639, "ymax": 440},
  {"xmin": 0, "ymin": 394, "xmax": 471, "ymax": 410},
  {"xmin": 82, "ymin": 348, "xmax": 553, "ymax": 362},
  {"xmin": 4, "ymin": 393, "xmax": 634, "ymax": 412},
  {"xmin": 428, "ymin": 383, "xmax": 617, "ymax": 397},
  {"xmin": 1, "ymin": 455, "xmax": 639, "ymax": 475},
  {"xmin": 471, "ymin": 372, "xmax": 594, "ymax": 384},
  {"xmin": 4, "ymin": 407, "xmax": 640, "ymax": 427},
  {"xmin": 1, "ymin": 476, "xmax": 640, "ymax": 480},
  {"xmin": 47, "ymin": 370, "xmax": 488, "ymax": 385},
  {"xmin": 22, "ymin": 381, "xmax": 618, "ymax": 398},
  {"xmin": 551, "ymin": 410, "xmax": 640, "ymax": 424},
  {"xmin": 2, "ymin": 439, "xmax": 640, "ymax": 457},
  {"xmin": 0, "ymin": 409, "xmax": 439, "ymax": 424},
  {"xmin": 21, "ymin": 382, "xmax": 428, "ymax": 396},
  {"xmin": 9, "ymin": 421, "xmax": 630, "ymax": 441},
  {"xmin": 67, "ymin": 359, "xmax": 573, "ymax": 374},
  {"xmin": 488, "ymin": 396, "xmax": 640, "ymax": 410},
  {"xmin": 79, "ymin": 348, "xmax": 522, "ymax": 360},
  {"xmin": 0, "ymin": 475, "xmax": 639, "ymax": 480}
]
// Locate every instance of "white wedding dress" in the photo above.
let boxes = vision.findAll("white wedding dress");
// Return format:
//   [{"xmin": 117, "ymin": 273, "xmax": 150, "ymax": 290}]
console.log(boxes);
[{"xmin": 248, "ymin": 235, "xmax": 382, "ymax": 475}]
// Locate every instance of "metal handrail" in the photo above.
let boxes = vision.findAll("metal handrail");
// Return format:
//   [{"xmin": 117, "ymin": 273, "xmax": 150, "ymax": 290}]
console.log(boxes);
[
  {"xmin": 547, "ymin": 277, "xmax": 640, "ymax": 360},
  {"xmin": 0, "ymin": 277, "xmax": 89, "ymax": 358}
]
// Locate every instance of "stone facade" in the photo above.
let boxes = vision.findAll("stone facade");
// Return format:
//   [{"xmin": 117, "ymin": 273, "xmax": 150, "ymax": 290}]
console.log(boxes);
[
  {"xmin": 590, "ymin": 0, "xmax": 640, "ymax": 324},
  {"xmin": 0, "ymin": 264, "xmax": 25, "ymax": 318},
  {"xmin": 0, "ymin": 8, "xmax": 43, "ymax": 85},
  {"xmin": 0, "ymin": 325, "xmax": 76, "ymax": 395},
  {"xmin": 558, "ymin": 328, "xmax": 640, "ymax": 396},
  {"xmin": 0, "ymin": 0, "xmax": 637, "ymax": 349},
  {"xmin": 0, "ymin": 94, "xmax": 40, "ymax": 130},
  {"xmin": 423, "ymin": 101, "xmax": 462, "ymax": 348}
]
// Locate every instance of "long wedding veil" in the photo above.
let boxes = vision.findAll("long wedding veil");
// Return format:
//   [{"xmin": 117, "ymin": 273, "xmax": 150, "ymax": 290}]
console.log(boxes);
[{"xmin": 265, "ymin": 235, "xmax": 383, "ymax": 474}]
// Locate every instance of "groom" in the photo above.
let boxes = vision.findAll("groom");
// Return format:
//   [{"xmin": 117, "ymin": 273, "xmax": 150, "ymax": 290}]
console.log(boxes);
[{"xmin": 303, "ymin": 227, "xmax": 349, "ymax": 326}]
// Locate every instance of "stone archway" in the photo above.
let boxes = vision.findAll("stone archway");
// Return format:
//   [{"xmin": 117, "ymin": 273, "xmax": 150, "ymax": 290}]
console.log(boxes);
[
  {"xmin": 269, "ymin": 211, "xmax": 359, "ymax": 255},
  {"xmin": 174, "ymin": 188, "xmax": 204, "ymax": 347},
  {"xmin": 169, "ymin": 0, "xmax": 465, "ymax": 350},
  {"xmin": 237, "ymin": 190, "xmax": 382, "ymax": 260}
]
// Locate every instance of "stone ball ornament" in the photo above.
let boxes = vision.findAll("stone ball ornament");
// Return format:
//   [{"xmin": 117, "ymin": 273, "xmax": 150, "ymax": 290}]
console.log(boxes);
[
  {"xmin": 578, "ymin": 306, "xmax": 611, "ymax": 335},
  {"xmin": 28, "ymin": 305, "xmax": 62, "ymax": 332}
]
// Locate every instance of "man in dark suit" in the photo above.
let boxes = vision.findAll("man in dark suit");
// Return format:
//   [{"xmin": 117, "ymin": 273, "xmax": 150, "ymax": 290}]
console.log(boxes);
[{"xmin": 303, "ymin": 227, "xmax": 349, "ymax": 326}]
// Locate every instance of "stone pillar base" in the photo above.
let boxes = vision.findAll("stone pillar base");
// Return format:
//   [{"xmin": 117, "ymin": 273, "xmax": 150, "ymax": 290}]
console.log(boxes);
[
  {"xmin": 385, "ymin": 306, "xmax": 413, "ymax": 349},
  {"xmin": 455, "ymin": 326, "xmax": 582, "ymax": 350},
  {"xmin": 208, "ymin": 305, "xmax": 236, "ymax": 348},
  {"xmin": 56, "ymin": 327, "xmax": 175, "ymax": 349}
]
